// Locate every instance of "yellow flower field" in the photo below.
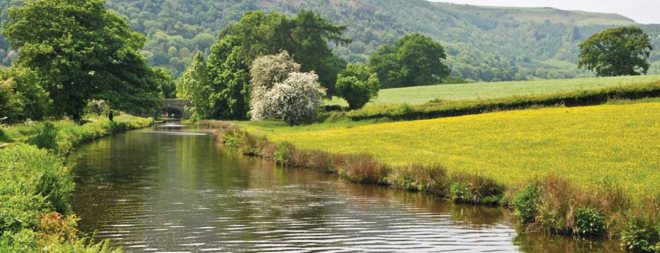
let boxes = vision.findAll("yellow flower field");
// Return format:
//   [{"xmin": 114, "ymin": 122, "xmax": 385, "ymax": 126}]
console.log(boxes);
[{"xmin": 244, "ymin": 102, "xmax": 660, "ymax": 200}]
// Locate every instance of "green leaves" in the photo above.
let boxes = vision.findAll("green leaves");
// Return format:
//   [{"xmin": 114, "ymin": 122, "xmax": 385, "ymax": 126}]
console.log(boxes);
[
  {"xmin": 369, "ymin": 34, "xmax": 449, "ymax": 88},
  {"xmin": 578, "ymin": 26, "xmax": 653, "ymax": 76},
  {"xmin": 335, "ymin": 64, "xmax": 380, "ymax": 109},
  {"xmin": 2, "ymin": 0, "xmax": 161, "ymax": 120}
]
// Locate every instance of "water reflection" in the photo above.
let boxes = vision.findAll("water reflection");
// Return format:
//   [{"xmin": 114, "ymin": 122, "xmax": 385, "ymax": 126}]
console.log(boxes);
[{"xmin": 69, "ymin": 128, "xmax": 620, "ymax": 252}]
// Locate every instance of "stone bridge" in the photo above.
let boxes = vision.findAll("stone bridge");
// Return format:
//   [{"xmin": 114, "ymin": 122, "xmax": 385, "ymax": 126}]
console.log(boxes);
[{"xmin": 161, "ymin": 98, "xmax": 191, "ymax": 119}]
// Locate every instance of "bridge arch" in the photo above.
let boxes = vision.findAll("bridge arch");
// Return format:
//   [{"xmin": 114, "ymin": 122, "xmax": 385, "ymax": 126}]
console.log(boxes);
[{"xmin": 160, "ymin": 99, "xmax": 191, "ymax": 119}]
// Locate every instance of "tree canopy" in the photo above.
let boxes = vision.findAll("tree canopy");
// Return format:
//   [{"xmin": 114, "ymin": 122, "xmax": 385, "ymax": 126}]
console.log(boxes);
[
  {"xmin": 578, "ymin": 26, "xmax": 653, "ymax": 76},
  {"xmin": 335, "ymin": 64, "xmax": 380, "ymax": 109},
  {"xmin": 369, "ymin": 34, "xmax": 449, "ymax": 88},
  {"xmin": 2, "ymin": 0, "xmax": 162, "ymax": 120}
]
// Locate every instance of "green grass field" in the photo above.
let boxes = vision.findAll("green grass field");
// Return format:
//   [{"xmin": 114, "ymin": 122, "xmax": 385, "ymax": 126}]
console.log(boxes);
[
  {"xmin": 241, "ymin": 102, "xmax": 660, "ymax": 201},
  {"xmin": 326, "ymin": 75, "xmax": 660, "ymax": 106}
]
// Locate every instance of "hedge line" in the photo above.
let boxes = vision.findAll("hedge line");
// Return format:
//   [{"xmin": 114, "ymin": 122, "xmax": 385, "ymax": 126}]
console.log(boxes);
[{"xmin": 346, "ymin": 81, "xmax": 660, "ymax": 121}]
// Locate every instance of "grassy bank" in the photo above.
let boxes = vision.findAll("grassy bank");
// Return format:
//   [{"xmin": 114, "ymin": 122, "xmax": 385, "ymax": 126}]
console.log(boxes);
[
  {"xmin": 0, "ymin": 114, "xmax": 152, "ymax": 251},
  {"xmin": 340, "ymin": 81, "xmax": 660, "ymax": 121},
  {"xmin": 327, "ymin": 75, "xmax": 660, "ymax": 106},
  {"xmin": 214, "ymin": 101, "xmax": 659, "ymax": 251}
]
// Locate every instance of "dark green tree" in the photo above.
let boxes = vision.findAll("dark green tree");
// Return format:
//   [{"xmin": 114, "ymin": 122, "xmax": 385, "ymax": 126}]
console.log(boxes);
[
  {"xmin": 219, "ymin": 10, "xmax": 349, "ymax": 95},
  {"xmin": 2, "ymin": 0, "xmax": 161, "ymax": 120},
  {"xmin": 335, "ymin": 64, "xmax": 380, "ymax": 109},
  {"xmin": 369, "ymin": 33, "xmax": 450, "ymax": 88},
  {"xmin": 578, "ymin": 26, "xmax": 653, "ymax": 76},
  {"xmin": 206, "ymin": 36, "xmax": 251, "ymax": 119},
  {"xmin": 153, "ymin": 67, "xmax": 176, "ymax": 98}
]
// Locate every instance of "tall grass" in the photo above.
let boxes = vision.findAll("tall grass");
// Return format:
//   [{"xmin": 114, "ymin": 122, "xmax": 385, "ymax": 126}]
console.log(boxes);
[{"xmin": 0, "ymin": 114, "xmax": 150, "ymax": 251}]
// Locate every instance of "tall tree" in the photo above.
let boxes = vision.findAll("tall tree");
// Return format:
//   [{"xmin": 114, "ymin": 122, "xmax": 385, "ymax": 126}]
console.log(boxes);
[
  {"xmin": 578, "ymin": 26, "xmax": 653, "ymax": 76},
  {"xmin": 369, "ymin": 34, "xmax": 449, "ymax": 88},
  {"xmin": 2, "ymin": 0, "xmax": 161, "ymax": 120},
  {"xmin": 176, "ymin": 52, "xmax": 212, "ymax": 120}
]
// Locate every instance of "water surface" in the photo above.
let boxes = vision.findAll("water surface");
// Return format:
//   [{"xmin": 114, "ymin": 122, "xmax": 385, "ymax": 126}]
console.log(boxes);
[{"xmin": 70, "ymin": 128, "xmax": 620, "ymax": 252}]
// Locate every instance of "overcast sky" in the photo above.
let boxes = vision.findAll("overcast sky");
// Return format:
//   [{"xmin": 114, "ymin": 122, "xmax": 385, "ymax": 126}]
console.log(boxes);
[{"xmin": 430, "ymin": 0, "xmax": 660, "ymax": 24}]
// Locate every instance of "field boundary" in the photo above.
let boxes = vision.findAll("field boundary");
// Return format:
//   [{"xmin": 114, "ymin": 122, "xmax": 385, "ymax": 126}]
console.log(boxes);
[{"xmin": 343, "ymin": 81, "xmax": 660, "ymax": 122}]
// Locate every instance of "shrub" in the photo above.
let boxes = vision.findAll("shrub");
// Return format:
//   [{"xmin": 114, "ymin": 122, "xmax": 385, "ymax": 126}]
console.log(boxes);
[
  {"xmin": 335, "ymin": 64, "xmax": 380, "ymax": 109},
  {"xmin": 449, "ymin": 173, "xmax": 504, "ymax": 205},
  {"xmin": 250, "ymin": 51, "xmax": 301, "ymax": 120},
  {"xmin": 512, "ymin": 184, "xmax": 542, "ymax": 224},
  {"xmin": 258, "ymin": 72, "xmax": 327, "ymax": 125},
  {"xmin": 388, "ymin": 164, "xmax": 448, "ymax": 195},
  {"xmin": 272, "ymin": 142, "xmax": 295, "ymax": 166},
  {"xmin": 621, "ymin": 214, "xmax": 660, "ymax": 252},
  {"xmin": 25, "ymin": 122, "xmax": 58, "ymax": 151},
  {"xmin": 573, "ymin": 207, "xmax": 606, "ymax": 237}
]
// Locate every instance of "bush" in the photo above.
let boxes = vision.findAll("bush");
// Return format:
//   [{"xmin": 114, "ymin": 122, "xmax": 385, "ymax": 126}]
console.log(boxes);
[
  {"xmin": 573, "ymin": 207, "xmax": 606, "ymax": 237},
  {"xmin": 335, "ymin": 64, "xmax": 380, "ymax": 109},
  {"xmin": 258, "ymin": 72, "xmax": 327, "ymax": 125},
  {"xmin": 250, "ymin": 51, "xmax": 301, "ymax": 120},
  {"xmin": 621, "ymin": 214, "xmax": 660, "ymax": 252},
  {"xmin": 449, "ymin": 173, "xmax": 504, "ymax": 205},
  {"xmin": 388, "ymin": 164, "xmax": 448, "ymax": 195},
  {"xmin": 512, "ymin": 184, "xmax": 542, "ymax": 224}
]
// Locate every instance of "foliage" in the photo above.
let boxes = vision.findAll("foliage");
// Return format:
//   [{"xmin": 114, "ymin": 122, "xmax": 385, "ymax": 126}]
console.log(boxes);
[
  {"xmin": 512, "ymin": 184, "xmax": 542, "ymax": 224},
  {"xmin": 176, "ymin": 52, "xmax": 212, "ymax": 119},
  {"xmin": 578, "ymin": 26, "xmax": 653, "ymax": 76},
  {"xmin": 249, "ymin": 51, "xmax": 301, "ymax": 120},
  {"xmin": 256, "ymin": 72, "xmax": 326, "ymax": 125},
  {"xmin": 621, "ymin": 214, "xmax": 660, "ymax": 252},
  {"xmin": 1, "ymin": 0, "xmax": 660, "ymax": 81},
  {"xmin": 0, "ymin": 143, "xmax": 121, "ymax": 252},
  {"xmin": 573, "ymin": 207, "xmax": 606, "ymax": 237},
  {"xmin": 153, "ymin": 67, "xmax": 176, "ymax": 98},
  {"xmin": 3, "ymin": 114, "xmax": 153, "ymax": 155},
  {"xmin": 219, "ymin": 10, "xmax": 348, "ymax": 94},
  {"xmin": 369, "ymin": 33, "xmax": 449, "ymax": 88},
  {"xmin": 0, "ymin": 67, "xmax": 50, "ymax": 123},
  {"xmin": 335, "ymin": 64, "xmax": 380, "ymax": 109},
  {"xmin": 1, "ymin": 0, "xmax": 162, "ymax": 120},
  {"xmin": 205, "ymin": 36, "xmax": 251, "ymax": 119}
]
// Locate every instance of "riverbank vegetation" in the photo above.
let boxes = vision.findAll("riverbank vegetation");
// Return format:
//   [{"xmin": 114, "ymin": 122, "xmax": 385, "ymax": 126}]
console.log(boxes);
[
  {"xmin": 0, "ymin": 114, "xmax": 151, "ymax": 251},
  {"xmin": 202, "ymin": 99, "xmax": 659, "ymax": 251}
]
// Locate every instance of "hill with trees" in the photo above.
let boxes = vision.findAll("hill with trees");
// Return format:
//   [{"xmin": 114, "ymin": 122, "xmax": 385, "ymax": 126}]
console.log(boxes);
[{"xmin": 0, "ymin": 0, "xmax": 659, "ymax": 82}]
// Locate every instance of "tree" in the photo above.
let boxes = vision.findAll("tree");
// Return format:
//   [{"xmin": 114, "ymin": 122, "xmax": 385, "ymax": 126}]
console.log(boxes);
[
  {"xmin": 336, "ymin": 64, "xmax": 380, "ymax": 109},
  {"xmin": 249, "ymin": 51, "xmax": 300, "ymax": 120},
  {"xmin": 2, "ymin": 0, "xmax": 161, "ymax": 120},
  {"xmin": 153, "ymin": 67, "xmax": 176, "ymax": 98},
  {"xmin": 176, "ymin": 52, "xmax": 212, "ymax": 119},
  {"xmin": 258, "ymin": 72, "xmax": 326, "ymax": 125},
  {"xmin": 206, "ymin": 36, "xmax": 251, "ymax": 119},
  {"xmin": 0, "ymin": 67, "xmax": 50, "ymax": 122},
  {"xmin": 578, "ymin": 26, "xmax": 653, "ymax": 76},
  {"xmin": 220, "ymin": 10, "xmax": 349, "ymax": 95},
  {"xmin": 369, "ymin": 34, "xmax": 449, "ymax": 88}
]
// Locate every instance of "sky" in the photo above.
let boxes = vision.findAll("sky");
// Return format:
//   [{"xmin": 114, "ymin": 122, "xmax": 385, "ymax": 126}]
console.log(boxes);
[{"xmin": 430, "ymin": 0, "xmax": 660, "ymax": 24}]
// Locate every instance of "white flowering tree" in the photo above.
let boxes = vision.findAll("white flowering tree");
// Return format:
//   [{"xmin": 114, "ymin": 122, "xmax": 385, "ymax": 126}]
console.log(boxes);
[
  {"xmin": 261, "ymin": 72, "xmax": 326, "ymax": 125},
  {"xmin": 249, "ymin": 51, "xmax": 300, "ymax": 120}
]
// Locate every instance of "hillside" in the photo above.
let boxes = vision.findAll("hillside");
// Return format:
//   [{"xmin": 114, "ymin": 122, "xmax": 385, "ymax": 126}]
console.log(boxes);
[{"xmin": 0, "ymin": 0, "xmax": 659, "ymax": 81}]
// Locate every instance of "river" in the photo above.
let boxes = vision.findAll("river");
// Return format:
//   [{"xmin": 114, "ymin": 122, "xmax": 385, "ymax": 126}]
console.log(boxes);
[{"xmin": 69, "ymin": 127, "xmax": 620, "ymax": 252}]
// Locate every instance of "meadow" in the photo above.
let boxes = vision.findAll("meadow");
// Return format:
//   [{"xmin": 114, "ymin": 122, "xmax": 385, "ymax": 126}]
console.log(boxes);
[
  {"xmin": 327, "ymin": 75, "xmax": 660, "ymax": 106},
  {"xmin": 240, "ymin": 102, "xmax": 660, "ymax": 203}
]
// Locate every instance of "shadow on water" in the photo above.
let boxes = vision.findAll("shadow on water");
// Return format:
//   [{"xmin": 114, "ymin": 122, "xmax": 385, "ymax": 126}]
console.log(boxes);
[{"xmin": 68, "ymin": 127, "xmax": 622, "ymax": 252}]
